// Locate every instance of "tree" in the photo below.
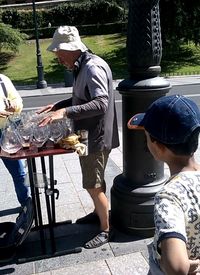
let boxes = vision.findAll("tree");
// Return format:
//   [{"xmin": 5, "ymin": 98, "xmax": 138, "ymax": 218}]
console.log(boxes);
[
  {"xmin": 160, "ymin": 0, "xmax": 200, "ymax": 46},
  {"xmin": 0, "ymin": 23, "xmax": 27, "ymax": 52}
]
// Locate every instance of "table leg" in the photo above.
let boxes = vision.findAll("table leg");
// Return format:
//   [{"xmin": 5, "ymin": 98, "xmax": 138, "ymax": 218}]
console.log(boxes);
[
  {"xmin": 49, "ymin": 155, "xmax": 56, "ymax": 223},
  {"xmin": 27, "ymin": 159, "xmax": 38, "ymax": 227},
  {"xmin": 41, "ymin": 156, "xmax": 56, "ymax": 253},
  {"xmin": 27, "ymin": 158, "xmax": 46, "ymax": 253}
]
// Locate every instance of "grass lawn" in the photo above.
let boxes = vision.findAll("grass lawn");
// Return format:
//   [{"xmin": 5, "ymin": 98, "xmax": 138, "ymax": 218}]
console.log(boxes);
[{"xmin": 0, "ymin": 34, "xmax": 200, "ymax": 85}]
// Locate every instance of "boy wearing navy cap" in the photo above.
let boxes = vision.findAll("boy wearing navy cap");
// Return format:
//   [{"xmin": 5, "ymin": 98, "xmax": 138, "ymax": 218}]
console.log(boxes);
[{"xmin": 128, "ymin": 95, "xmax": 200, "ymax": 275}]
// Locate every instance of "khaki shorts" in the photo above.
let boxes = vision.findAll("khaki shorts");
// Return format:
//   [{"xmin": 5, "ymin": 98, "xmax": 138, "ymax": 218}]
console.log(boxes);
[{"xmin": 79, "ymin": 150, "xmax": 110, "ymax": 189}]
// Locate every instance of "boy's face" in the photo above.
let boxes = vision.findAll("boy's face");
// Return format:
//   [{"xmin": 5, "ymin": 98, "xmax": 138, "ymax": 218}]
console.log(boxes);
[{"xmin": 145, "ymin": 130, "xmax": 161, "ymax": 161}]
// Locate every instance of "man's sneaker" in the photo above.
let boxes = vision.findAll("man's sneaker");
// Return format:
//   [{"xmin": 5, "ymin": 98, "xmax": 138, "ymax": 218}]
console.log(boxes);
[
  {"xmin": 84, "ymin": 230, "xmax": 114, "ymax": 249},
  {"xmin": 76, "ymin": 212, "xmax": 100, "ymax": 224}
]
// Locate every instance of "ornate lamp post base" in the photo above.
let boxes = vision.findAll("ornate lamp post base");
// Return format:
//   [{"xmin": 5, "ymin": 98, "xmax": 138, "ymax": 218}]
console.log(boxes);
[
  {"xmin": 111, "ymin": 174, "xmax": 166, "ymax": 237},
  {"xmin": 111, "ymin": 73, "xmax": 171, "ymax": 236}
]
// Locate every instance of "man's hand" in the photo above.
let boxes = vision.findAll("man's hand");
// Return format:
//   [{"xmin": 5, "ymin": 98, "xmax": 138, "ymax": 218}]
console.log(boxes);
[
  {"xmin": 5, "ymin": 99, "xmax": 17, "ymax": 112},
  {"xmin": 0, "ymin": 110, "xmax": 13, "ymax": 118},
  {"xmin": 37, "ymin": 104, "xmax": 55, "ymax": 114},
  {"xmin": 38, "ymin": 108, "xmax": 66, "ymax": 126}
]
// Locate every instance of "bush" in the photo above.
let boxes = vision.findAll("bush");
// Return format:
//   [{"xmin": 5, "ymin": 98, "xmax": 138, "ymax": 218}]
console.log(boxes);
[
  {"xmin": 22, "ymin": 22, "xmax": 127, "ymax": 39},
  {"xmin": 0, "ymin": 23, "xmax": 27, "ymax": 52},
  {"xmin": 1, "ymin": 0, "xmax": 124, "ymax": 31}
]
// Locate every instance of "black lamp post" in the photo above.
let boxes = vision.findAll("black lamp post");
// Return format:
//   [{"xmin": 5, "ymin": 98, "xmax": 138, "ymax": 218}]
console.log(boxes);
[
  {"xmin": 32, "ymin": 0, "xmax": 47, "ymax": 89},
  {"xmin": 111, "ymin": 0, "xmax": 171, "ymax": 237}
]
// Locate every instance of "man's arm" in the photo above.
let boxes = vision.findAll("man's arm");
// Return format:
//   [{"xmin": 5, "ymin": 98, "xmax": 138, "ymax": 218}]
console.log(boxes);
[
  {"xmin": 54, "ymin": 98, "xmax": 72, "ymax": 110},
  {"xmin": 38, "ymin": 96, "xmax": 108, "ymax": 126},
  {"xmin": 66, "ymin": 95, "xmax": 108, "ymax": 120}
]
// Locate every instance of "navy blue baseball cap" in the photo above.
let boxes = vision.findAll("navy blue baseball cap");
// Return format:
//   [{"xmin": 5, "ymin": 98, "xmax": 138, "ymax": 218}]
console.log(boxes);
[{"xmin": 127, "ymin": 95, "xmax": 200, "ymax": 144}]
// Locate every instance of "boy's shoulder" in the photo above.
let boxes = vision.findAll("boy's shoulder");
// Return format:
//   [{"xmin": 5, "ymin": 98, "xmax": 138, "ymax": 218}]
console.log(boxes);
[{"xmin": 156, "ymin": 171, "xmax": 200, "ymax": 201}]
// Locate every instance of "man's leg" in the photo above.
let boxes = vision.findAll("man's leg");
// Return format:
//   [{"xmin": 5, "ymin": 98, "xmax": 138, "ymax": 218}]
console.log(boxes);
[
  {"xmin": 76, "ymin": 150, "xmax": 109, "ymax": 224},
  {"xmin": 78, "ymin": 150, "xmax": 112, "ymax": 248},
  {"xmin": 87, "ymin": 186, "xmax": 109, "ymax": 232},
  {"xmin": 2, "ymin": 158, "xmax": 30, "ymax": 206},
  {"xmin": 84, "ymin": 186, "xmax": 111, "ymax": 249}
]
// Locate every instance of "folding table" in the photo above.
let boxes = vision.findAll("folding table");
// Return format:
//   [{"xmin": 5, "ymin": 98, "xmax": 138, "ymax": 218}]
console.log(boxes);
[{"xmin": 0, "ymin": 145, "xmax": 82, "ymax": 262}]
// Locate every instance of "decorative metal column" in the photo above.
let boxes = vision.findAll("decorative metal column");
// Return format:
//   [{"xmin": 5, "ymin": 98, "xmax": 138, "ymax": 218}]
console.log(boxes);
[
  {"xmin": 111, "ymin": 0, "xmax": 171, "ymax": 237},
  {"xmin": 32, "ymin": 0, "xmax": 47, "ymax": 89}
]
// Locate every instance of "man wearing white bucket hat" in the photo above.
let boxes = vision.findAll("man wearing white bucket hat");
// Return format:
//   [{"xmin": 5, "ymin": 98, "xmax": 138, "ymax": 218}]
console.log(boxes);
[{"xmin": 38, "ymin": 26, "xmax": 119, "ymax": 249}]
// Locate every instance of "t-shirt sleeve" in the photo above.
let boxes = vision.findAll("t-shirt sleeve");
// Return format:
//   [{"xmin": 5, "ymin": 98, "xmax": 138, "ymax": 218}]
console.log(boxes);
[{"xmin": 154, "ymin": 191, "xmax": 187, "ymax": 252}]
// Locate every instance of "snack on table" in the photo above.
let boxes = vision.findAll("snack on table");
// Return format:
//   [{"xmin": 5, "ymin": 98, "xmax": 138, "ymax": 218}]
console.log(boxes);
[
  {"xmin": 58, "ymin": 134, "xmax": 80, "ymax": 147},
  {"xmin": 58, "ymin": 134, "xmax": 87, "ymax": 156}
]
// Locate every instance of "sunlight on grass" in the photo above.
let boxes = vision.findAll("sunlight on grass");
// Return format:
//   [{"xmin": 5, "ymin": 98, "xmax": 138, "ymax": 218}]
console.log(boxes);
[{"xmin": 0, "ymin": 34, "xmax": 200, "ymax": 85}]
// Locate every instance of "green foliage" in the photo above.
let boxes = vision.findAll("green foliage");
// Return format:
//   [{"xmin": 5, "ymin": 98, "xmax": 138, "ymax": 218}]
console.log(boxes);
[
  {"xmin": 1, "ymin": 0, "xmax": 124, "ymax": 31},
  {"xmin": 160, "ymin": 0, "xmax": 200, "ymax": 45},
  {"xmin": 0, "ymin": 23, "xmax": 27, "ymax": 52},
  {"xmin": 1, "ymin": 34, "xmax": 200, "ymax": 85}
]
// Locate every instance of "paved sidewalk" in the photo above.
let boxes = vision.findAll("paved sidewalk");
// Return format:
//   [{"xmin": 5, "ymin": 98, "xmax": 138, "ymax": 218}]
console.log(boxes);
[
  {"xmin": 0, "ymin": 75, "xmax": 200, "ymax": 275},
  {"xmin": 16, "ymin": 75, "xmax": 200, "ymax": 98}
]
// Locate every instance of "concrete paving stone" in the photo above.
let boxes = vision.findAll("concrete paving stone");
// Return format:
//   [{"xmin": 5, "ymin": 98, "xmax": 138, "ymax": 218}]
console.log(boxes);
[
  {"xmin": 34, "ymin": 244, "xmax": 114, "ymax": 273},
  {"xmin": 78, "ymin": 209, "xmax": 95, "ymax": 220},
  {"xmin": 41, "ymin": 203, "xmax": 87, "ymax": 224},
  {"xmin": 69, "ymin": 173, "xmax": 83, "ymax": 192},
  {"xmin": 53, "ymin": 182, "xmax": 80, "ymax": 205},
  {"xmin": 108, "ymin": 156, "xmax": 123, "ymax": 171},
  {"xmin": 51, "ymin": 259, "xmax": 111, "ymax": 275},
  {"xmin": 0, "ymin": 212, "xmax": 18, "ymax": 223},
  {"xmin": 110, "ymin": 146, "xmax": 122, "ymax": 156},
  {"xmin": 141, "ymin": 249, "xmax": 150, "ymax": 263},
  {"xmin": 110, "ymin": 229, "xmax": 152, "ymax": 257},
  {"xmin": 105, "ymin": 159, "xmax": 122, "ymax": 177},
  {"xmin": 105, "ymin": 175, "xmax": 116, "ymax": 201},
  {"xmin": 106, "ymin": 252, "xmax": 149, "ymax": 275},
  {"xmin": 31, "ymin": 272, "xmax": 51, "ymax": 275},
  {"xmin": 1, "ymin": 193, "xmax": 19, "ymax": 210},
  {"xmin": 60, "ymin": 152, "xmax": 78, "ymax": 161},
  {"xmin": 0, "ymin": 261, "xmax": 35, "ymax": 275},
  {"xmin": 0, "ymin": 181, "xmax": 12, "ymax": 193},
  {"xmin": 0, "ymin": 182, "xmax": 6, "ymax": 192},
  {"xmin": 63, "ymin": 159, "xmax": 82, "ymax": 174},
  {"xmin": 0, "ymin": 174, "xmax": 14, "ymax": 186},
  {"xmin": 0, "ymin": 160, "xmax": 11, "ymax": 173},
  {"xmin": 53, "ymin": 169, "xmax": 72, "ymax": 184},
  {"xmin": 76, "ymin": 189, "xmax": 94, "ymax": 211},
  {"xmin": 25, "ymin": 168, "xmax": 71, "ymax": 187},
  {"xmin": 50, "ymin": 155, "xmax": 67, "ymax": 168},
  {"xmin": 35, "ymin": 196, "xmax": 85, "ymax": 224}
]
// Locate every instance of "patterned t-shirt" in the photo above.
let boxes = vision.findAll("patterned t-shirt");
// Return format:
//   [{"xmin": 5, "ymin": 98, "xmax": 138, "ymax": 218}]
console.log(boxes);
[{"xmin": 152, "ymin": 171, "xmax": 200, "ymax": 269}]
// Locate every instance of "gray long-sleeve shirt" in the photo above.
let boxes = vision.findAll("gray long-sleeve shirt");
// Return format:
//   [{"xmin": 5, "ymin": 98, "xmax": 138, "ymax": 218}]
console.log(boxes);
[{"xmin": 54, "ymin": 51, "xmax": 119, "ymax": 153}]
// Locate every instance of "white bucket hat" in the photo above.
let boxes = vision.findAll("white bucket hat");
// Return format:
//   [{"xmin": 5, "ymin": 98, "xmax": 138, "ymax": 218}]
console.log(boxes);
[{"xmin": 47, "ymin": 26, "xmax": 88, "ymax": 52}]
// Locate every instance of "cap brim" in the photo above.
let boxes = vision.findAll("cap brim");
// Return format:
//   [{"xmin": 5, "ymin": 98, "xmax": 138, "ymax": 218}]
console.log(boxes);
[{"xmin": 127, "ymin": 113, "xmax": 145, "ymax": 130}]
